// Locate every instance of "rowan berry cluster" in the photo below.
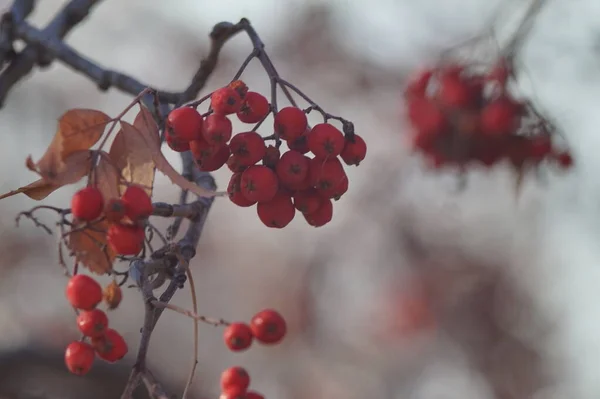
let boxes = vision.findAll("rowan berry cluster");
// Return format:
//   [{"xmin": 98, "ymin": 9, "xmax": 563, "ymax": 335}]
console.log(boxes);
[
  {"xmin": 218, "ymin": 309, "xmax": 286, "ymax": 399},
  {"xmin": 404, "ymin": 60, "xmax": 573, "ymax": 172},
  {"xmin": 166, "ymin": 80, "xmax": 367, "ymax": 228},
  {"xmin": 64, "ymin": 275, "xmax": 126, "ymax": 375},
  {"xmin": 71, "ymin": 183, "xmax": 153, "ymax": 256}
]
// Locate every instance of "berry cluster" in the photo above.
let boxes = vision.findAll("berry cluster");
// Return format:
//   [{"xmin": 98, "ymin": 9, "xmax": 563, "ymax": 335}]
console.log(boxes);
[
  {"xmin": 64, "ymin": 275, "xmax": 127, "ymax": 375},
  {"xmin": 165, "ymin": 80, "xmax": 367, "ymax": 228},
  {"xmin": 403, "ymin": 61, "xmax": 573, "ymax": 171},
  {"xmin": 218, "ymin": 309, "xmax": 286, "ymax": 398},
  {"xmin": 71, "ymin": 184, "xmax": 153, "ymax": 256}
]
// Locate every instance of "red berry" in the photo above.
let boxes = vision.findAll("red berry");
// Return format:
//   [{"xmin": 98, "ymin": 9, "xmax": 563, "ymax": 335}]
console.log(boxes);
[
  {"xmin": 77, "ymin": 309, "xmax": 109, "ymax": 338},
  {"xmin": 229, "ymin": 132, "xmax": 267, "ymax": 166},
  {"xmin": 229, "ymin": 80, "xmax": 249, "ymax": 99},
  {"xmin": 189, "ymin": 137, "xmax": 217, "ymax": 165},
  {"xmin": 240, "ymin": 165, "xmax": 279, "ymax": 203},
  {"xmin": 404, "ymin": 68, "xmax": 433, "ymax": 98},
  {"xmin": 227, "ymin": 155, "xmax": 249, "ymax": 173},
  {"xmin": 71, "ymin": 187, "xmax": 104, "ymax": 221},
  {"xmin": 203, "ymin": 114, "xmax": 233, "ymax": 145},
  {"xmin": 275, "ymin": 150, "xmax": 310, "ymax": 186},
  {"xmin": 250, "ymin": 309, "xmax": 287, "ymax": 345},
  {"xmin": 555, "ymin": 151, "xmax": 573, "ymax": 169},
  {"xmin": 307, "ymin": 123, "xmax": 345, "ymax": 158},
  {"xmin": 528, "ymin": 135, "xmax": 552, "ymax": 161},
  {"xmin": 308, "ymin": 157, "xmax": 347, "ymax": 197},
  {"xmin": 165, "ymin": 130, "xmax": 191, "ymax": 152},
  {"xmin": 197, "ymin": 143, "xmax": 230, "ymax": 172},
  {"xmin": 274, "ymin": 107, "xmax": 307, "ymax": 140},
  {"xmin": 407, "ymin": 97, "xmax": 447, "ymax": 142},
  {"xmin": 340, "ymin": 134, "xmax": 367, "ymax": 166},
  {"xmin": 103, "ymin": 280, "xmax": 122, "ymax": 310},
  {"xmin": 237, "ymin": 91, "xmax": 270, "ymax": 124},
  {"xmin": 121, "ymin": 185, "xmax": 153, "ymax": 221},
  {"xmin": 437, "ymin": 68, "xmax": 476, "ymax": 108},
  {"xmin": 246, "ymin": 392, "xmax": 265, "ymax": 399},
  {"xmin": 104, "ymin": 198, "xmax": 126, "ymax": 223},
  {"xmin": 330, "ymin": 174, "xmax": 349, "ymax": 200},
  {"xmin": 92, "ymin": 328, "xmax": 128, "ymax": 363},
  {"xmin": 220, "ymin": 366, "xmax": 250, "ymax": 392},
  {"xmin": 262, "ymin": 145, "xmax": 280, "ymax": 169},
  {"xmin": 66, "ymin": 274, "xmax": 103, "ymax": 310},
  {"xmin": 211, "ymin": 87, "xmax": 243, "ymax": 115},
  {"xmin": 223, "ymin": 322, "xmax": 254, "ymax": 352},
  {"xmin": 227, "ymin": 173, "xmax": 257, "ymax": 207},
  {"xmin": 219, "ymin": 389, "xmax": 246, "ymax": 399},
  {"xmin": 293, "ymin": 188, "xmax": 322, "ymax": 214},
  {"xmin": 166, "ymin": 107, "xmax": 204, "ymax": 142},
  {"xmin": 257, "ymin": 192, "xmax": 296, "ymax": 228},
  {"xmin": 303, "ymin": 197, "xmax": 333, "ymax": 227},
  {"xmin": 107, "ymin": 224, "xmax": 145, "ymax": 255},
  {"xmin": 65, "ymin": 341, "xmax": 95, "ymax": 376},
  {"xmin": 480, "ymin": 96, "xmax": 522, "ymax": 136},
  {"xmin": 287, "ymin": 129, "xmax": 310, "ymax": 154}
]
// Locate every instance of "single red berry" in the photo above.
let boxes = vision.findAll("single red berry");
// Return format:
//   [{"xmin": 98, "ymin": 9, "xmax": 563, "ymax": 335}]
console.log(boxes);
[
  {"xmin": 121, "ymin": 185, "xmax": 153, "ymax": 221},
  {"xmin": 274, "ymin": 107, "xmax": 308, "ymax": 140},
  {"xmin": 528, "ymin": 135, "xmax": 552, "ymax": 161},
  {"xmin": 198, "ymin": 143, "xmax": 230, "ymax": 172},
  {"xmin": 241, "ymin": 165, "xmax": 279, "ymax": 203},
  {"xmin": 250, "ymin": 309, "xmax": 287, "ymax": 344},
  {"xmin": 406, "ymin": 96, "xmax": 447, "ymax": 138},
  {"xmin": 308, "ymin": 157, "xmax": 347, "ymax": 197},
  {"xmin": 92, "ymin": 328, "xmax": 128, "ymax": 363},
  {"xmin": 246, "ymin": 391, "xmax": 265, "ymax": 399},
  {"xmin": 71, "ymin": 186, "xmax": 104, "ymax": 221},
  {"xmin": 287, "ymin": 129, "xmax": 310, "ymax": 154},
  {"xmin": 166, "ymin": 107, "xmax": 204, "ymax": 142},
  {"xmin": 330, "ymin": 174, "xmax": 349, "ymax": 200},
  {"xmin": 104, "ymin": 198, "xmax": 126, "ymax": 223},
  {"xmin": 237, "ymin": 91, "xmax": 270, "ymax": 124},
  {"xmin": 437, "ymin": 68, "xmax": 477, "ymax": 108},
  {"xmin": 77, "ymin": 309, "xmax": 109, "ymax": 338},
  {"xmin": 340, "ymin": 134, "xmax": 367, "ymax": 166},
  {"xmin": 303, "ymin": 197, "xmax": 333, "ymax": 227},
  {"xmin": 107, "ymin": 224, "xmax": 145, "ymax": 256},
  {"xmin": 203, "ymin": 114, "xmax": 233, "ymax": 144},
  {"xmin": 219, "ymin": 387, "xmax": 247, "ymax": 399},
  {"xmin": 165, "ymin": 130, "xmax": 191, "ymax": 152},
  {"xmin": 403, "ymin": 68, "xmax": 433, "ymax": 98},
  {"xmin": 480, "ymin": 96, "xmax": 523, "ymax": 136},
  {"xmin": 189, "ymin": 136, "xmax": 217, "ymax": 165},
  {"xmin": 65, "ymin": 341, "xmax": 95, "ymax": 376},
  {"xmin": 66, "ymin": 274, "xmax": 103, "ymax": 310},
  {"xmin": 262, "ymin": 145, "xmax": 280, "ymax": 169},
  {"xmin": 221, "ymin": 366, "xmax": 250, "ymax": 392},
  {"xmin": 211, "ymin": 87, "xmax": 243, "ymax": 115},
  {"xmin": 227, "ymin": 173, "xmax": 257, "ymax": 207},
  {"xmin": 257, "ymin": 192, "xmax": 296, "ymax": 228},
  {"xmin": 227, "ymin": 155, "xmax": 250, "ymax": 173},
  {"xmin": 275, "ymin": 150, "xmax": 310, "ymax": 186},
  {"xmin": 229, "ymin": 132, "xmax": 267, "ymax": 166},
  {"xmin": 293, "ymin": 188, "xmax": 322, "ymax": 214},
  {"xmin": 307, "ymin": 123, "xmax": 345, "ymax": 158},
  {"xmin": 555, "ymin": 151, "xmax": 573, "ymax": 169},
  {"xmin": 223, "ymin": 323, "xmax": 254, "ymax": 352},
  {"xmin": 229, "ymin": 80, "xmax": 249, "ymax": 99}
]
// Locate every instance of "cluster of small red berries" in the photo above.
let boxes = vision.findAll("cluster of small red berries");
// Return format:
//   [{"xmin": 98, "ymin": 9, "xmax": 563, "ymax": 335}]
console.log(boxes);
[
  {"xmin": 165, "ymin": 80, "xmax": 367, "ymax": 228},
  {"xmin": 71, "ymin": 184, "xmax": 153, "ymax": 256},
  {"xmin": 218, "ymin": 309, "xmax": 286, "ymax": 399},
  {"xmin": 64, "ymin": 275, "xmax": 126, "ymax": 376},
  {"xmin": 404, "ymin": 61, "xmax": 573, "ymax": 171}
]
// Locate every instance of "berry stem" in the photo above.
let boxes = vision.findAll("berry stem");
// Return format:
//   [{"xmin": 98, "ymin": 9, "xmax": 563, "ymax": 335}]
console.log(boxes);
[
  {"xmin": 231, "ymin": 48, "xmax": 259, "ymax": 81},
  {"xmin": 150, "ymin": 299, "xmax": 231, "ymax": 327},
  {"xmin": 500, "ymin": 0, "xmax": 546, "ymax": 62}
]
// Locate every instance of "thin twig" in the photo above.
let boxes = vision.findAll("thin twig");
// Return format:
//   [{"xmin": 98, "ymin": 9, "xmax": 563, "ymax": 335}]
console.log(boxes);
[
  {"xmin": 181, "ymin": 268, "xmax": 200, "ymax": 399},
  {"xmin": 150, "ymin": 300, "xmax": 230, "ymax": 327}
]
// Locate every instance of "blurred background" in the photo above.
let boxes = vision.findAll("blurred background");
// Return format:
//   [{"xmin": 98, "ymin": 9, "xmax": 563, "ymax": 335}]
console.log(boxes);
[{"xmin": 1, "ymin": 0, "xmax": 600, "ymax": 398}]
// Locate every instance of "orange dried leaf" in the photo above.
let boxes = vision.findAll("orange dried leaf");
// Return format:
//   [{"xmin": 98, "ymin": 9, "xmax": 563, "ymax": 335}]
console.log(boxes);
[
  {"xmin": 67, "ymin": 220, "xmax": 115, "ymax": 275},
  {"xmin": 94, "ymin": 151, "xmax": 121, "ymax": 201},
  {"xmin": 28, "ymin": 109, "xmax": 110, "ymax": 180},
  {"xmin": 0, "ymin": 150, "xmax": 93, "ymax": 201},
  {"xmin": 120, "ymin": 118, "xmax": 218, "ymax": 198}
]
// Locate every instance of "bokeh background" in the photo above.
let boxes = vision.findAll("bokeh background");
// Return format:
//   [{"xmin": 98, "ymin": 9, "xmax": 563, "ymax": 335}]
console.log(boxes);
[{"xmin": 0, "ymin": 0, "xmax": 600, "ymax": 398}]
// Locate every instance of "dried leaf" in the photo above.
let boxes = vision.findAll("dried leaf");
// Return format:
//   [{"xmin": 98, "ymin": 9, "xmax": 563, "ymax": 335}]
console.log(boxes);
[
  {"xmin": 67, "ymin": 220, "xmax": 115, "ymax": 275},
  {"xmin": 94, "ymin": 151, "xmax": 121, "ymax": 201},
  {"xmin": 29, "ymin": 109, "xmax": 111, "ymax": 181},
  {"xmin": 120, "ymin": 118, "xmax": 217, "ymax": 198},
  {"xmin": 133, "ymin": 105, "xmax": 160, "ymax": 143},
  {"xmin": 0, "ymin": 150, "xmax": 93, "ymax": 201}
]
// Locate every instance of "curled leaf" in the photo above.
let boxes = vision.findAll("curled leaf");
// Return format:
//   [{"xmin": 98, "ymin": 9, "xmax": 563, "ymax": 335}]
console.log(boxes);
[
  {"xmin": 28, "ymin": 109, "xmax": 111, "ymax": 181},
  {"xmin": 67, "ymin": 220, "xmax": 115, "ymax": 275}
]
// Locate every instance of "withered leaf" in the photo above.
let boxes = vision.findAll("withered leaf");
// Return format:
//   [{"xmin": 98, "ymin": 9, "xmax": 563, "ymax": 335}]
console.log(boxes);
[
  {"xmin": 119, "ymin": 118, "xmax": 218, "ymax": 198},
  {"xmin": 28, "ymin": 109, "xmax": 111, "ymax": 181},
  {"xmin": 94, "ymin": 151, "xmax": 121, "ymax": 201},
  {"xmin": 67, "ymin": 220, "xmax": 115, "ymax": 275},
  {"xmin": 0, "ymin": 150, "xmax": 93, "ymax": 201}
]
